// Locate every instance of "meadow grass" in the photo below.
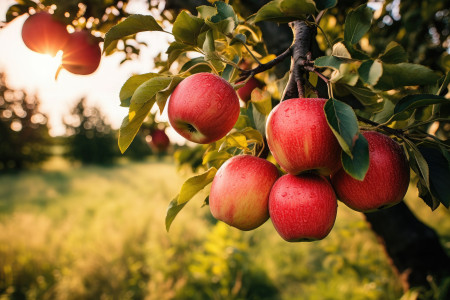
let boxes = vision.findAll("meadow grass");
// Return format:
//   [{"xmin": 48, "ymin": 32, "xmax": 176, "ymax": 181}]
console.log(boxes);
[{"xmin": 0, "ymin": 159, "xmax": 445, "ymax": 299}]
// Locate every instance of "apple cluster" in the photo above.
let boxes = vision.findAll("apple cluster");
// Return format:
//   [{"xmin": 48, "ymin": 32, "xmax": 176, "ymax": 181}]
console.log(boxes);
[
  {"xmin": 21, "ymin": 11, "xmax": 101, "ymax": 75},
  {"xmin": 167, "ymin": 72, "xmax": 410, "ymax": 242}
]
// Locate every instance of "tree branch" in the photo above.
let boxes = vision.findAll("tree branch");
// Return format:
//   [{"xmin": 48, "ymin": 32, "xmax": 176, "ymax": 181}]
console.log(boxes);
[
  {"xmin": 357, "ymin": 115, "xmax": 405, "ymax": 138},
  {"xmin": 282, "ymin": 20, "xmax": 317, "ymax": 101},
  {"xmin": 236, "ymin": 47, "xmax": 293, "ymax": 82}
]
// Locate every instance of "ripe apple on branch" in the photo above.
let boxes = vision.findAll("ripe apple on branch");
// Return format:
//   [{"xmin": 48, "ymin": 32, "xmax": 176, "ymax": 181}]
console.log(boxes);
[
  {"xmin": 102, "ymin": 1, "xmax": 449, "ymax": 244},
  {"xmin": 20, "ymin": 9, "xmax": 101, "ymax": 77}
]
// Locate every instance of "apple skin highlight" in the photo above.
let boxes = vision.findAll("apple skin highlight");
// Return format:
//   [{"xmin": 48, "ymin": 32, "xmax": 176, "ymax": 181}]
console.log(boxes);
[
  {"xmin": 21, "ymin": 11, "xmax": 70, "ymax": 56},
  {"xmin": 62, "ymin": 30, "xmax": 101, "ymax": 75}
]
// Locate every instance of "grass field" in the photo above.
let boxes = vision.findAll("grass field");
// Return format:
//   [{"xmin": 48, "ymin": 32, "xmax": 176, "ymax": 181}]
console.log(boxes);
[{"xmin": 0, "ymin": 158, "xmax": 448, "ymax": 299}]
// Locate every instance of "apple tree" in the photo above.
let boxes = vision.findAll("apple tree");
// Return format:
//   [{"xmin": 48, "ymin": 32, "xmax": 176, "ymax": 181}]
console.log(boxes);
[
  {"xmin": 103, "ymin": 0, "xmax": 450, "ymax": 296},
  {"xmin": 3, "ymin": 0, "xmax": 450, "ymax": 297}
]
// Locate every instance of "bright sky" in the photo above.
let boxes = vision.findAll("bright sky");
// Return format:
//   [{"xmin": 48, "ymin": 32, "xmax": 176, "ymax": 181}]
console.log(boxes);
[{"xmin": 0, "ymin": 0, "xmax": 182, "ymax": 141}]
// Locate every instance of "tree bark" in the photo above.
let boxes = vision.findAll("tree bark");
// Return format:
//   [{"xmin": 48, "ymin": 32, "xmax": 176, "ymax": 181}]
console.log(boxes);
[{"xmin": 364, "ymin": 202, "xmax": 450, "ymax": 296}]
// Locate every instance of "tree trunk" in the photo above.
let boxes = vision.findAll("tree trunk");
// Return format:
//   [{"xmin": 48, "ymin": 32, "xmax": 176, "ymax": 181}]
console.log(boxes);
[{"xmin": 364, "ymin": 202, "xmax": 450, "ymax": 296}]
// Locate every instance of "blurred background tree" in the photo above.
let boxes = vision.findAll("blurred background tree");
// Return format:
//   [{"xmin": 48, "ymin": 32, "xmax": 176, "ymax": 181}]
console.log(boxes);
[
  {"xmin": 63, "ymin": 98, "xmax": 118, "ymax": 165},
  {"xmin": 0, "ymin": 72, "xmax": 51, "ymax": 171}
]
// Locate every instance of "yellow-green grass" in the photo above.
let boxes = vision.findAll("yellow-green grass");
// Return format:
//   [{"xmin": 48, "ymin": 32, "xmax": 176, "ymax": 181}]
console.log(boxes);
[{"xmin": 0, "ymin": 159, "xmax": 445, "ymax": 299}]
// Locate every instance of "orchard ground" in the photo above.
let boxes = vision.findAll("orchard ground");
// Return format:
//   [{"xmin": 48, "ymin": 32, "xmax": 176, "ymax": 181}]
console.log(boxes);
[{"xmin": 1, "ymin": 158, "xmax": 449, "ymax": 299}]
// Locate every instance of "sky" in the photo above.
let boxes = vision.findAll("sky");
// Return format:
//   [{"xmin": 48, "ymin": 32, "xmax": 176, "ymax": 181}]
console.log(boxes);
[{"xmin": 0, "ymin": 0, "xmax": 182, "ymax": 141}]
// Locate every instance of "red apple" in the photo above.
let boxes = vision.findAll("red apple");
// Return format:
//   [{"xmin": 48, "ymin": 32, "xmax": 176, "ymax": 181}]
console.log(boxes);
[
  {"xmin": 209, "ymin": 155, "xmax": 279, "ymax": 231},
  {"xmin": 150, "ymin": 129, "xmax": 170, "ymax": 151},
  {"xmin": 266, "ymin": 98, "xmax": 341, "ymax": 176},
  {"xmin": 269, "ymin": 174, "xmax": 337, "ymax": 242},
  {"xmin": 21, "ymin": 11, "xmax": 70, "ymax": 56},
  {"xmin": 168, "ymin": 73, "xmax": 240, "ymax": 144},
  {"xmin": 61, "ymin": 30, "xmax": 101, "ymax": 75},
  {"xmin": 237, "ymin": 77, "xmax": 263, "ymax": 102},
  {"xmin": 331, "ymin": 131, "xmax": 410, "ymax": 212}
]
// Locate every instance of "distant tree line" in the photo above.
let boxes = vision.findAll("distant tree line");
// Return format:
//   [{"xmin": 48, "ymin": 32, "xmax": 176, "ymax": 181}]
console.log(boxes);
[{"xmin": 0, "ymin": 72, "xmax": 170, "ymax": 171}]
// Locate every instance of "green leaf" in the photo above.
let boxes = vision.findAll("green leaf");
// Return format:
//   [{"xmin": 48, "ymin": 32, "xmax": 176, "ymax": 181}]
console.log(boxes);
[
  {"xmin": 247, "ymin": 102, "xmax": 267, "ymax": 137},
  {"xmin": 239, "ymin": 127, "xmax": 265, "ymax": 145},
  {"xmin": 394, "ymin": 94, "xmax": 449, "ymax": 115},
  {"xmin": 180, "ymin": 57, "xmax": 213, "ymax": 74},
  {"xmin": 250, "ymin": 88, "xmax": 272, "ymax": 115},
  {"xmin": 419, "ymin": 146, "xmax": 450, "ymax": 208},
  {"xmin": 254, "ymin": 1, "xmax": 283, "ymax": 23},
  {"xmin": 342, "ymin": 40, "xmax": 370, "ymax": 61},
  {"xmin": 178, "ymin": 167, "xmax": 217, "ymax": 205},
  {"xmin": 375, "ymin": 63, "xmax": 441, "ymax": 90},
  {"xmin": 314, "ymin": 56, "xmax": 345, "ymax": 70},
  {"xmin": 202, "ymin": 30, "xmax": 225, "ymax": 72},
  {"xmin": 379, "ymin": 41, "xmax": 408, "ymax": 64},
  {"xmin": 404, "ymin": 139, "xmax": 430, "ymax": 188},
  {"xmin": 206, "ymin": 18, "xmax": 235, "ymax": 36},
  {"xmin": 254, "ymin": 0, "xmax": 297, "ymax": 23},
  {"xmin": 220, "ymin": 132, "xmax": 248, "ymax": 150},
  {"xmin": 332, "ymin": 42, "xmax": 352, "ymax": 59},
  {"xmin": 416, "ymin": 179, "xmax": 440, "ymax": 210},
  {"xmin": 229, "ymin": 33, "xmax": 247, "ymax": 46},
  {"xmin": 344, "ymin": 4, "xmax": 373, "ymax": 45},
  {"xmin": 197, "ymin": 5, "xmax": 217, "ymax": 19},
  {"xmin": 342, "ymin": 83, "xmax": 383, "ymax": 111},
  {"xmin": 155, "ymin": 76, "xmax": 184, "ymax": 112},
  {"xmin": 118, "ymin": 100, "xmax": 154, "ymax": 153},
  {"xmin": 279, "ymin": 0, "xmax": 317, "ymax": 16},
  {"xmin": 165, "ymin": 196, "xmax": 186, "ymax": 231},
  {"xmin": 103, "ymin": 15, "xmax": 163, "ymax": 52},
  {"xmin": 172, "ymin": 11, "xmax": 205, "ymax": 45},
  {"xmin": 119, "ymin": 73, "xmax": 160, "ymax": 107},
  {"xmin": 315, "ymin": 0, "xmax": 337, "ymax": 10},
  {"xmin": 203, "ymin": 151, "xmax": 232, "ymax": 167},
  {"xmin": 358, "ymin": 60, "xmax": 382, "ymax": 86},
  {"xmin": 341, "ymin": 133, "xmax": 369, "ymax": 180},
  {"xmin": 324, "ymin": 98, "xmax": 360, "ymax": 157},
  {"xmin": 221, "ymin": 55, "xmax": 240, "ymax": 81},
  {"xmin": 234, "ymin": 114, "xmax": 252, "ymax": 130},
  {"xmin": 131, "ymin": 77, "xmax": 173, "ymax": 104},
  {"xmin": 437, "ymin": 72, "xmax": 450, "ymax": 96},
  {"xmin": 166, "ymin": 42, "xmax": 196, "ymax": 67},
  {"xmin": 331, "ymin": 63, "xmax": 359, "ymax": 86},
  {"xmin": 211, "ymin": 1, "xmax": 238, "ymax": 27}
]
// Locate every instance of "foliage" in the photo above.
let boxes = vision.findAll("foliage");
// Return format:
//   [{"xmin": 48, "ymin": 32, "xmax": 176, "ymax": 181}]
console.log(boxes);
[
  {"xmin": 0, "ymin": 73, "xmax": 51, "ymax": 171},
  {"xmin": 63, "ymin": 98, "xmax": 119, "ymax": 165}
]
